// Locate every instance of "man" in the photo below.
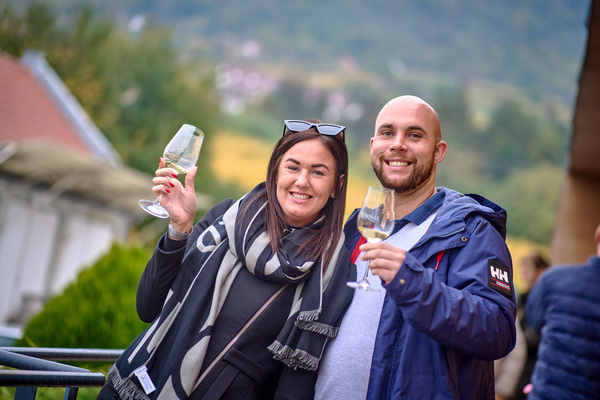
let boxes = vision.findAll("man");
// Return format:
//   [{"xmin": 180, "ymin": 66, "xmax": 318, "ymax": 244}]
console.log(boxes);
[
  {"xmin": 524, "ymin": 224, "xmax": 600, "ymax": 399},
  {"xmin": 316, "ymin": 95, "xmax": 517, "ymax": 399}
]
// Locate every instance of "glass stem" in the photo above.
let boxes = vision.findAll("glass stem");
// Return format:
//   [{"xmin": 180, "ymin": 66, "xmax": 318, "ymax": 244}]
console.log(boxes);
[{"xmin": 360, "ymin": 260, "xmax": 371, "ymax": 282}]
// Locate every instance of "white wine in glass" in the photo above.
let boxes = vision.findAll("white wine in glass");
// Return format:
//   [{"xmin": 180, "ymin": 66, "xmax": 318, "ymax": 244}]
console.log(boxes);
[
  {"xmin": 347, "ymin": 186, "xmax": 395, "ymax": 291},
  {"xmin": 139, "ymin": 124, "xmax": 204, "ymax": 218}
]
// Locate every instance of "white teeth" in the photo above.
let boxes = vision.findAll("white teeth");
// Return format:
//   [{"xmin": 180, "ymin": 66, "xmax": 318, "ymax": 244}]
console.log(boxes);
[
  {"xmin": 291, "ymin": 193, "xmax": 310, "ymax": 200},
  {"xmin": 389, "ymin": 161, "xmax": 409, "ymax": 167}
]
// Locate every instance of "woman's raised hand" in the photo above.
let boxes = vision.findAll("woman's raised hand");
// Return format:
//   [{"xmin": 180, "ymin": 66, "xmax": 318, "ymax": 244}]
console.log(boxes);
[{"xmin": 152, "ymin": 157, "xmax": 198, "ymax": 232}]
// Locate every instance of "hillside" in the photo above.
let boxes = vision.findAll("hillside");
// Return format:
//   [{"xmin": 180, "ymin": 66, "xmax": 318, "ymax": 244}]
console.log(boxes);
[
  {"xmin": 21, "ymin": 0, "xmax": 590, "ymax": 110},
  {"xmin": 4, "ymin": 0, "xmax": 590, "ymax": 245},
  {"xmin": 14, "ymin": 0, "xmax": 590, "ymax": 156}
]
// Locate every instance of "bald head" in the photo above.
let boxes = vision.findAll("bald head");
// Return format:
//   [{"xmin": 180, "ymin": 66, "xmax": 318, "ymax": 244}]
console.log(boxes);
[{"xmin": 375, "ymin": 95, "xmax": 442, "ymax": 141}]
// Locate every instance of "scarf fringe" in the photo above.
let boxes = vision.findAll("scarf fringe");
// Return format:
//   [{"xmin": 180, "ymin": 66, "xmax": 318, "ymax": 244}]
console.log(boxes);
[
  {"xmin": 108, "ymin": 365, "xmax": 151, "ymax": 400},
  {"xmin": 295, "ymin": 319, "xmax": 339, "ymax": 338},
  {"xmin": 268, "ymin": 342, "xmax": 320, "ymax": 371},
  {"xmin": 297, "ymin": 308, "xmax": 322, "ymax": 322}
]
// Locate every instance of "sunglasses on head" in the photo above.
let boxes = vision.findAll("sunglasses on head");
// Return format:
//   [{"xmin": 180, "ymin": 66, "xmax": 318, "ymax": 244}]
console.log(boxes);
[{"xmin": 283, "ymin": 120, "xmax": 346, "ymax": 141}]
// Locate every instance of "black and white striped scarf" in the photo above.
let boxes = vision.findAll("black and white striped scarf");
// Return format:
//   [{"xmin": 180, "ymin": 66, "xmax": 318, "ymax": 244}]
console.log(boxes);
[{"xmin": 109, "ymin": 184, "xmax": 355, "ymax": 399}]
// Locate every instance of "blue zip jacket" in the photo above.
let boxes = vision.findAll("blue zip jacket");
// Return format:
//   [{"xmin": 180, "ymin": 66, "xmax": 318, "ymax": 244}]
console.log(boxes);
[
  {"xmin": 344, "ymin": 187, "xmax": 517, "ymax": 400},
  {"xmin": 525, "ymin": 256, "xmax": 600, "ymax": 399}
]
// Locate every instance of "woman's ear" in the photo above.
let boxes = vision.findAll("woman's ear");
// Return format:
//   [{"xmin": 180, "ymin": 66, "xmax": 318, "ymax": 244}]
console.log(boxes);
[{"xmin": 339, "ymin": 174, "xmax": 345, "ymax": 191}]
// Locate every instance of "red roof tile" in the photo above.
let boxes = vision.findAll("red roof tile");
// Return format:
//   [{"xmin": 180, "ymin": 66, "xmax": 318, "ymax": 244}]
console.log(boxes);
[{"xmin": 0, "ymin": 52, "xmax": 91, "ymax": 154}]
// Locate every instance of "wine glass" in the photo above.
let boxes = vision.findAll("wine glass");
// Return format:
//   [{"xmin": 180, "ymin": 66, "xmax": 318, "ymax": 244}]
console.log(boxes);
[
  {"xmin": 347, "ymin": 186, "xmax": 395, "ymax": 291},
  {"xmin": 139, "ymin": 124, "xmax": 204, "ymax": 218}
]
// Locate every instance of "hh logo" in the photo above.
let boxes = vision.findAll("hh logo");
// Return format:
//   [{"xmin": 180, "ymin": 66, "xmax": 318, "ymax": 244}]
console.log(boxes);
[
  {"xmin": 490, "ymin": 265, "xmax": 509, "ymax": 283},
  {"xmin": 488, "ymin": 259, "xmax": 512, "ymax": 299}
]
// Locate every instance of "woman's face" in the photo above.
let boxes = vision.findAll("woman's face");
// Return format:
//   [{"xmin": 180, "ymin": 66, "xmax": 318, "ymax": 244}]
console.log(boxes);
[
  {"xmin": 276, "ymin": 139, "xmax": 338, "ymax": 227},
  {"xmin": 521, "ymin": 259, "xmax": 540, "ymax": 289}
]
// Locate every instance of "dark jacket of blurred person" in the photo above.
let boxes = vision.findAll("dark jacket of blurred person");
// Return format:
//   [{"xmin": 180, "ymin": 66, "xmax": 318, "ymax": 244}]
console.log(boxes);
[{"xmin": 525, "ymin": 224, "xmax": 600, "ymax": 399}]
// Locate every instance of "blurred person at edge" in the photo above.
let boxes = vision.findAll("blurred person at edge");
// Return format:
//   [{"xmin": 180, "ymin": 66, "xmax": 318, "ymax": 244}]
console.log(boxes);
[
  {"xmin": 97, "ymin": 119, "xmax": 355, "ymax": 399},
  {"xmin": 512, "ymin": 252, "xmax": 549, "ymax": 400},
  {"xmin": 524, "ymin": 224, "xmax": 600, "ymax": 399},
  {"xmin": 315, "ymin": 95, "xmax": 517, "ymax": 400},
  {"xmin": 494, "ymin": 319, "xmax": 526, "ymax": 400}
]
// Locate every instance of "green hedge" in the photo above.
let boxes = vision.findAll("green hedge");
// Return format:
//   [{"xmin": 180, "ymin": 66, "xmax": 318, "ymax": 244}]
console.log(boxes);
[
  {"xmin": 3, "ymin": 243, "xmax": 154, "ymax": 399},
  {"xmin": 16, "ymin": 243, "xmax": 151, "ymax": 349}
]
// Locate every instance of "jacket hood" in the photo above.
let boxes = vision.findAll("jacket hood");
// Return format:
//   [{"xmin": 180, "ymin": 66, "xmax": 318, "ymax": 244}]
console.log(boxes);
[{"xmin": 428, "ymin": 187, "xmax": 507, "ymax": 240}]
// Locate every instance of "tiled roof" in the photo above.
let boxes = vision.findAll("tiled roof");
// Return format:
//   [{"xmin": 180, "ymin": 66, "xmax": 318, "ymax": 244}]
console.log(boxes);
[{"xmin": 0, "ymin": 51, "xmax": 91, "ymax": 154}]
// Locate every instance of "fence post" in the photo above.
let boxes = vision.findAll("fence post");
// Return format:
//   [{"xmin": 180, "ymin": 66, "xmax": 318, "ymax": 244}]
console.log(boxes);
[
  {"xmin": 14, "ymin": 387, "xmax": 36, "ymax": 400},
  {"xmin": 64, "ymin": 387, "xmax": 78, "ymax": 400}
]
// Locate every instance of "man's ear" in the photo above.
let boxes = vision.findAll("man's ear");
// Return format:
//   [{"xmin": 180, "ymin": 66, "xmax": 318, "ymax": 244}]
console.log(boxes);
[{"xmin": 434, "ymin": 140, "xmax": 447, "ymax": 164}]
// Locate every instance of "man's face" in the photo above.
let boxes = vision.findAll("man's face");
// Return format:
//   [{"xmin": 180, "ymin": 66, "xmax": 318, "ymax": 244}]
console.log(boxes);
[{"xmin": 370, "ymin": 97, "xmax": 446, "ymax": 194}]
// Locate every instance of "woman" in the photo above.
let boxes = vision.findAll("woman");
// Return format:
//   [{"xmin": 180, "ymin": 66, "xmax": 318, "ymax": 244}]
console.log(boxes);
[{"xmin": 98, "ymin": 119, "xmax": 355, "ymax": 399}]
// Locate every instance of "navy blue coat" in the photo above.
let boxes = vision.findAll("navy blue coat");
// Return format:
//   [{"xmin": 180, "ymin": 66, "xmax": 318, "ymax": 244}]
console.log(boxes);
[
  {"xmin": 344, "ymin": 187, "xmax": 517, "ymax": 400},
  {"xmin": 525, "ymin": 255, "xmax": 600, "ymax": 399}
]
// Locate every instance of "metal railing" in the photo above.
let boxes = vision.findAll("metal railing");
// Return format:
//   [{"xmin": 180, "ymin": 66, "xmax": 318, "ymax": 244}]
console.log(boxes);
[{"xmin": 0, "ymin": 347, "xmax": 123, "ymax": 399}]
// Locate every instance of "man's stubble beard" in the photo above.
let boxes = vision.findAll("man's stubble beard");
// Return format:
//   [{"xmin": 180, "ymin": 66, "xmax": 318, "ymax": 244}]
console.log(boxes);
[{"xmin": 371, "ymin": 155, "xmax": 434, "ymax": 194}]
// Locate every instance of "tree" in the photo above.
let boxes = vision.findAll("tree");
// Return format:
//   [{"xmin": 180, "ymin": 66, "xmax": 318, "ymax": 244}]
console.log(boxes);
[
  {"xmin": 433, "ymin": 85, "xmax": 474, "ymax": 149},
  {"xmin": 0, "ymin": 3, "xmax": 220, "ymax": 190},
  {"xmin": 496, "ymin": 164, "xmax": 563, "ymax": 244},
  {"xmin": 476, "ymin": 100, "xmax": 539, "ymax": 179}
]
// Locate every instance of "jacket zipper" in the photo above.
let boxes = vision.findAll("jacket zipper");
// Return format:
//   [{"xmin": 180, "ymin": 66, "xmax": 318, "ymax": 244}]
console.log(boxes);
[{"xmin": 193, "ymin": 284, "xmax": 289, "ymax": 389}]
